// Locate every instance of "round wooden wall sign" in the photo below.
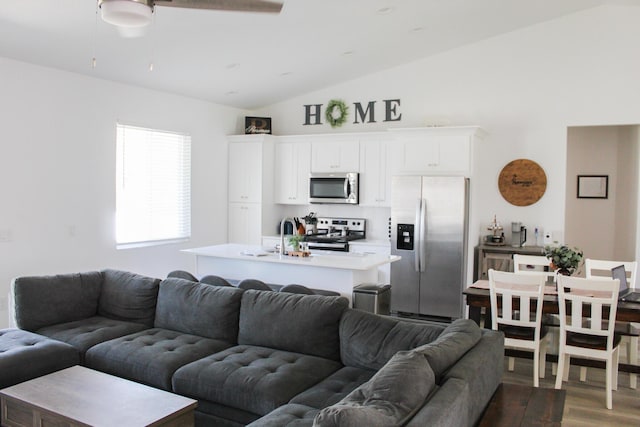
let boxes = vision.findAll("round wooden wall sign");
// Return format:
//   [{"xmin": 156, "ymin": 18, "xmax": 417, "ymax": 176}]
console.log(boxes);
[{"xmin": 498, "ymin": 159, "xmax": 547, "ymax": 206}]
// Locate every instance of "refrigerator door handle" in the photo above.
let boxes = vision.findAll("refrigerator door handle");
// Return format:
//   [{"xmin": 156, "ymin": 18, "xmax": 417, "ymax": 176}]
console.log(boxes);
[
  {"xmin": 414, "ymin": 198, "xmax": 422, "ymax": 272},
  {"xmin": 419, "ymin": 198, "xmax": 427, "ymax": 272}
]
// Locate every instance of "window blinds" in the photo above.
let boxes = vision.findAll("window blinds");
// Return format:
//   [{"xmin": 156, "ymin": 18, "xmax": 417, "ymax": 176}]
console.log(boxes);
[{"xmin": 116, "ymin": 123, "xmax": 191, "ymax": 246}]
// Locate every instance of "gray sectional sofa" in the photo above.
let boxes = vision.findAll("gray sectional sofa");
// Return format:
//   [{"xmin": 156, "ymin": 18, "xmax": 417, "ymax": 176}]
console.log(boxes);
[{"xmin": 11, "ymin": 269, "xmax": 504, "ymax": 426}]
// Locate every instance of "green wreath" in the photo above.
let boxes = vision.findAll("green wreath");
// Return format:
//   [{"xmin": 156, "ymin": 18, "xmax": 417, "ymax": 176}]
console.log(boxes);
[{"xmin": 325, "ymin": 99, "xmax": 349, "ymax": 128}]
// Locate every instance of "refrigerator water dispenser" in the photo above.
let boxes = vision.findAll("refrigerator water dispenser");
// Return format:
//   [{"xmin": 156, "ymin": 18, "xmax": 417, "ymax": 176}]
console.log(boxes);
[{"xmin": 396, "ymin": 224, "xmax": 414, "ymax": 250}]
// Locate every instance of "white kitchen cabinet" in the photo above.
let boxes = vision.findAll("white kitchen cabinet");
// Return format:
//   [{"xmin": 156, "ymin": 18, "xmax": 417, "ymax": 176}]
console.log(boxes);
[
  {"xmin": 311, "ymin": 138, "xmax": 360, "ymax": 172},
  {"xmin": 389, "ymin": 127, "xmax": 484, "ymax": 176},
  {"xmin": 227, "ymin": 135, "xmax": 276, "ymax": 245},
  {"xmin": 228, "ymin": 203, "xmax": 262, "ymax": 245},
  {"xmin": 359, "ymin": 137, "xmax": 391, "ymax": 207},
  {"xmin": 274, "ymin": 139, "xmax": 311, "ymax": 204},
  {"xmin": 228, "ymin": 141, "xmax": 263, "ymax": 203},
  {"xmin": 350, "ymin": 241, "xmax": 391, "ymax": 284}
]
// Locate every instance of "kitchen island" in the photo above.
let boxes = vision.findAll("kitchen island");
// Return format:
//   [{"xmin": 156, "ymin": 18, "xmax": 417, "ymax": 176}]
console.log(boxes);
[{"xmin": 182, "ymin": 243, "xmax": 400, "ymax": 302}]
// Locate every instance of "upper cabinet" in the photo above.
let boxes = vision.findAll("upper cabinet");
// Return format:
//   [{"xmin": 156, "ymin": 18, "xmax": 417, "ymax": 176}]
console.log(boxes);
[
  {"xmin": 310, "ymin": 137, "xmax": 360, "ymax": 172},
  {"xmin": 388, "ymin": 127, "xmax": 484, "ymax": 176},
  {"xmin": 228, "ymin": 141, "xmax": 264, "ymax": 203},
  {"xmin": 359, "ymin": 136, "xmax": 392, "ymax": 207},
  {"xmin": 274, "ymin": 137, "xmax": 311, "ymax": 205}
]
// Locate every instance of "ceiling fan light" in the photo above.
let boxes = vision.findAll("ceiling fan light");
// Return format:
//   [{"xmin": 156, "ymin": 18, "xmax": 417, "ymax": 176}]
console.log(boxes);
[{"xmin": 100, "ymin": 0, "xmax": 153, "ymax": 28}]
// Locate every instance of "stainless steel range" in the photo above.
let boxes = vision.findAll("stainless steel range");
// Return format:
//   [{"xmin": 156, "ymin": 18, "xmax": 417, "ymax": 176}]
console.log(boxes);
[{"xmin": 304, "ymin": 217, "xmax": 366, "ymax": 252}]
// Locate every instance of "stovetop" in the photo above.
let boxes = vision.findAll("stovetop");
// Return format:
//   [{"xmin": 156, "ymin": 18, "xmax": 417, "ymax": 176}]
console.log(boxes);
[{"xmin": 304, "ymin": 217, "xmax": 366, "ymax": 243}]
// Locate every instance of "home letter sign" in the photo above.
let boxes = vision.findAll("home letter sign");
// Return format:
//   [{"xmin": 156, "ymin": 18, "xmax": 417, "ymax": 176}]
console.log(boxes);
[{"xmin": 303, "ymin": 98, "xmax": 401, "ymax": 127}]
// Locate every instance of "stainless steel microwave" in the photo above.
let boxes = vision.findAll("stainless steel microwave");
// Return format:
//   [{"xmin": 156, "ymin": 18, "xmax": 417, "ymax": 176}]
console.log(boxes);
[{"xmin": 309, "ymin": 172, "xmax": 359, "ymax": 204}]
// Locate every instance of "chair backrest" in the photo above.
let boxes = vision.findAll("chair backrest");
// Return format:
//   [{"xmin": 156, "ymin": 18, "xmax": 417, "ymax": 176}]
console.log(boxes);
[
  {"xmin": 167, "ymin": 270, "xmax": 198, "ymax": 282},
  {"xmin": 513, "ymin": 254, "xmax": 556, "ymax": 283},
  {"xmin": 488, "ymin": 269, "xmax": 546, "ymax": 339},
  {"xmin": 280, "ymin": 284, "xmax": 315, "ymax": 295},
  {"xmin": 585, "ymin": 258, "xmax": 637, "ymax": 289},
  {"xmin": 237, "ymin": 279, "xmax": 272, "ymax": 291},
  {"xmin": 556, "ymin": 275, "xmax": 619, "ymax": 351},
  {"xmin": 200, "ymin": 275, "xmax": 233, "ymax": 287}
]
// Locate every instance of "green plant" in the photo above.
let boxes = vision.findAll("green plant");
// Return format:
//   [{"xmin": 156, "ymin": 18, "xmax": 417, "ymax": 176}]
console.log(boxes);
[
  {"xmin": 287, "ymin": 234, "xmax": 304, "ymax": 251},
  {"xmin": 544, "ymin": 244, "xmax": 584, "ymax": 275}
]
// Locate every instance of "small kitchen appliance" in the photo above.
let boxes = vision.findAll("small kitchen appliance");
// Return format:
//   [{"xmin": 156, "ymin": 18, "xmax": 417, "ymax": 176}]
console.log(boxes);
[
  {"xmin": 483, "ymin": 215, "xmax": 505, "ymax": 245},
  {"xmin": 309, "ymin": 172, "xmax": 359, "ymax": 204},
  {"xmin": 511, "ymin": 222, "xmax": 527, "ymax": 247},
  {"xmin": 303, "ymin": 217, "xmax": 366, "ymax": 251}
]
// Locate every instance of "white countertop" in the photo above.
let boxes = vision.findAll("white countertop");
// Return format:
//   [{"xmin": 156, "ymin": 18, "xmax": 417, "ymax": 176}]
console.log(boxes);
[{"xmin": 182, "ymin": 243, "xmax": 400, "ymax": 271}]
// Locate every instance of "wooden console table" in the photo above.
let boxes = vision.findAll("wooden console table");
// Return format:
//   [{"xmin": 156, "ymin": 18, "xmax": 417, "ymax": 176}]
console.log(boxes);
[{"xmin": 479, "ymin": 383, "xmax": 565, "ymax": 427}]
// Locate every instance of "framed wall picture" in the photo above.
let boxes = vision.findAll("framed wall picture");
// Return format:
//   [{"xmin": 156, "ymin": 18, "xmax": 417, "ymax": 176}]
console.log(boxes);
[
  {"xmin": 244, "ymin": 117, "xmax": 272, "ymax": 134},
  {"xmin": 577, "ymin": 175, "xmax": 608, "ymax": 199}
]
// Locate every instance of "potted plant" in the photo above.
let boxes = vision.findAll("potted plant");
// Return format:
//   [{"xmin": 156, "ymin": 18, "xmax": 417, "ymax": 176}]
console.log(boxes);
[
  {"xmin": 544, "ymin": 244, "xmax": 584, "ymax": 276},
  {"xmin": 287, "ymin": 234, "xmax": 304, "ymax": 252}
]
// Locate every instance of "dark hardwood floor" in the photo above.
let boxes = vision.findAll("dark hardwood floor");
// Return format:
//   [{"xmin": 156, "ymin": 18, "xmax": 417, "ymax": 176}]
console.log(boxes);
[{"xmin": 501, "ymin": 357, "xmax": 640, "ymax": 426}]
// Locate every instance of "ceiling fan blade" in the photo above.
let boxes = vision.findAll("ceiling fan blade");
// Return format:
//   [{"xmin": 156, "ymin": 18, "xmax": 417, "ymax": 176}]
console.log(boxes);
[{"xmin": 154, "ymin": 0, "xmax": 283, "ymax": 14}]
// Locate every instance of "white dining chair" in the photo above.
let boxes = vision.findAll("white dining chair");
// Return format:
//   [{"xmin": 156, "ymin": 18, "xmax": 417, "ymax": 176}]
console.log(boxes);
[
  {"xmin": 513, "ymin": 254, "xmax": 557, "ymax": 284},
  {"xmin": 513, "ymin": 254, "xmax": 559, "ymax": 374},
  {"xmin": 585, "ymin": 258, "xmax": 638, "ymax": 389},
  {"xmin": 554, "ymin": 275, "xmax": 621, "ymax": 409},
  {"xmin": 489, "ymin": 269, "xmax": 549, "ymax": 387}
]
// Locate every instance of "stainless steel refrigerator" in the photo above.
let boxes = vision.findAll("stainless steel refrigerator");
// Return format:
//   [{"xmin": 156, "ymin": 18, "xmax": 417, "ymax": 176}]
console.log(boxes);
[{"xmin": 390, "ymin": 176, "xmax": 469, "ymax": 319}]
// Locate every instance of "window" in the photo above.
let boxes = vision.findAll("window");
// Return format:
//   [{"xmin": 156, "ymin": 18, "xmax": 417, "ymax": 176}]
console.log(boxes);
[{"xmin": 116, "ymin": 123, "xmax": 191, "ymax": 247}]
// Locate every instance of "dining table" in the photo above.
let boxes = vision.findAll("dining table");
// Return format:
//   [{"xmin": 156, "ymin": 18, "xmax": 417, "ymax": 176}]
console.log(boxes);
[{"xmin": 464, "ymin": 280, "xmax": 640, "ymax": 375}]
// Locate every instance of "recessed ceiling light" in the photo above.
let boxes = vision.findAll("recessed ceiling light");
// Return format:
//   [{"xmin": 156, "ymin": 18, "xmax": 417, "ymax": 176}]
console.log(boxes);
[
  {"xmin": 342, "ymin": 50, "xmax": 355, "ymax": 56},
  {"xmin": 225, "ymin": 63, "xmax": 239, "ymax": 70},
  {"xmin": 377, "ymin": 7, "xmax": 393, "ymax": 15},
  {"xmin": 225, "ymin": 90, "xmax": 238, "ymax": 96},
  {"xmin": 280, "ymin": 71, "xmax": 293, "ymax": 77},
  {"xmin": 409, "ymin": 27, "xmax": 424, "ymax": 35}
]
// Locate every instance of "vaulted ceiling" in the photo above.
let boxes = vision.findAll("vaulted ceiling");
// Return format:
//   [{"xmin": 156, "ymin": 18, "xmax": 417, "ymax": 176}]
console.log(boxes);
[{"xmin": 0, "ymin": 1, "xmax": 626, "ymax": 109}]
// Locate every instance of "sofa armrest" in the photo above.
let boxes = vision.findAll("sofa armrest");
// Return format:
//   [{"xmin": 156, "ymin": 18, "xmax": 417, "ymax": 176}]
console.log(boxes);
[
  {"xmin": 442, "ymin": 329, "xmax": 504, "ymax": 425},
  {"xmin": 405, "ymin": 378, "xmax": 470, "ymax": 427}
]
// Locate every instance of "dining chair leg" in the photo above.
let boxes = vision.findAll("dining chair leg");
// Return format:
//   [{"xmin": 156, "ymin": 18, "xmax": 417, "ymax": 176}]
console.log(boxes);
[
  {"xmin": 555, "ymin": 353, "xmax": 565, "ymax": 389},
  {"xmin": 629, "ymin": 335, "xmax": 638, "ymax": 389},
  {"xmin": 539, "ymin": 337, "xmax": 548, "ymax": 379},
  {"xmin": 606, "ymin": 355, "xmax": 614, "ymax": 410},
  {"xmin": 533, "ymin": 348, "xmax": 540, "ymax": 388},
  {"xmin": 613, "ymin": 347, "xmax": 620, "ymax": 391},
  {"xmin": 579, "ymin": 366, "xmax": 587, "ymax": 382},
  {"xmin": 552, "ymin": 362, "xmax": 557, "ymax": 376}
]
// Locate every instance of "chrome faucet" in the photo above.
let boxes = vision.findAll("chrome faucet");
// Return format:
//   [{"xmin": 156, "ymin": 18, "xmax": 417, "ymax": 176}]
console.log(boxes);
[{"xmin": 280, "ymin": 217, "xmax": 295, "ymax": 255}]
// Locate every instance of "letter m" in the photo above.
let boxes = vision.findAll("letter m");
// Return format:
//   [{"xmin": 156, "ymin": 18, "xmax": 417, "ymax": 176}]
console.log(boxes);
[{"xmin": 353, "ymin": 101, "xmax": 376, "ymax": 124}]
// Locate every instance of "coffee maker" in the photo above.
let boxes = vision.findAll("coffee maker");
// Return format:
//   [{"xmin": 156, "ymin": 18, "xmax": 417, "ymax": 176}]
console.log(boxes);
[
  {"xmin": 511, "ymin": 222, "xmax": 527, "ymax": 247},
  {"xmin": 484, "ymin": 215, "xmax": 505, "ymax": 245}
]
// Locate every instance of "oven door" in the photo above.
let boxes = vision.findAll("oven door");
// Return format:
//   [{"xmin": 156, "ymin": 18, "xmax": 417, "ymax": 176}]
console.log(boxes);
[{"xmin": 309, "ymin": 173, "xmax": 358, "ymax": 204}]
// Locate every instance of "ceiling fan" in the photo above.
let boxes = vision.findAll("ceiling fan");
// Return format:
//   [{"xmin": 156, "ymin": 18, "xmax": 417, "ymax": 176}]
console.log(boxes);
[{"xmin": 98, "ymin": 0, "xmax": 283, "ymax": 29}]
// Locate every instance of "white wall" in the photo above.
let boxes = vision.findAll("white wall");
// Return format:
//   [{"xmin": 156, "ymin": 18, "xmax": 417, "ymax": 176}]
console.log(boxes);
[
  {"xmin": 0, "ymin": 57, "xmax": 244, "ymax": 327},
  {"xmin": 255, "ymin": 4, "xmax": 640, "ymax": 283}
]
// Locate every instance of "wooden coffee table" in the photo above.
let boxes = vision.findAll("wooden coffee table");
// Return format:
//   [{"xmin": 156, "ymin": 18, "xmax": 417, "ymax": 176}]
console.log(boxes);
[{"xmin": 0, "ymin": 366, "xmax": 197, "ymax": 427}]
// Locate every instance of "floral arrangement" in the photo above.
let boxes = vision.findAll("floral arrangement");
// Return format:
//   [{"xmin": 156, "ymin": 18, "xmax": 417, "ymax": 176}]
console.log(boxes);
[{"xmin": 544, "ymin": 244, "xmax": 584, "ymax": 275}]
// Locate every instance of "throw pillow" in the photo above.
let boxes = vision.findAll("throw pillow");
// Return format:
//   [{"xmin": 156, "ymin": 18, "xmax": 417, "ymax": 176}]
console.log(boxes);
[{"xmin": 313, "ymin": 350, "xmax": 435, "ymax": 427}]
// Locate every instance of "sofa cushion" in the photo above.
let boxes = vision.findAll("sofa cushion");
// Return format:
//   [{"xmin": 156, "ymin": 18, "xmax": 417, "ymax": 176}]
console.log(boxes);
[
  {"xmin": 154, "ymin": 278, "xmax": 244, "ymax": 342},
  {"xmin": 313, "ymin": 350, "xmax": 435, "ymax": 427},
  {"xmin": 290, "ymin": 366, "xmax": 375, "ymax": 409},
  {"xmin": 239, "ymin": 290, "xmax": 348, "ymax": 361},
  {"xmin": 85, "ymin": 328, "xmax": 232, "ymax": 390},
  {"xmin": 98, "ymin": 269, "xmax": 160, "ymax": 327},
  {"xmin": 36, "ymin": 315, "xmax": 148, "ymax": 361},
  {"xmin": 413, "ymin": 319, "xmax": 481, "ymax": 379},
  {"xmin": 247, "ymin": 404, "xmax": 319, "ymax": 427},
  {"xmin": 339, "ymin": 309, "xmax": 444, "ymax": 370},
  {"xmin": 13, "ymin": 272, "xmax": 103, "ymax": 331},
  {"xmin": 0, "ymin": 329, "xmax": 79, "ymax": 389},
  {"xmin": 172, "ymin": 345, "xmax": 343, "ymax": 416}
]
